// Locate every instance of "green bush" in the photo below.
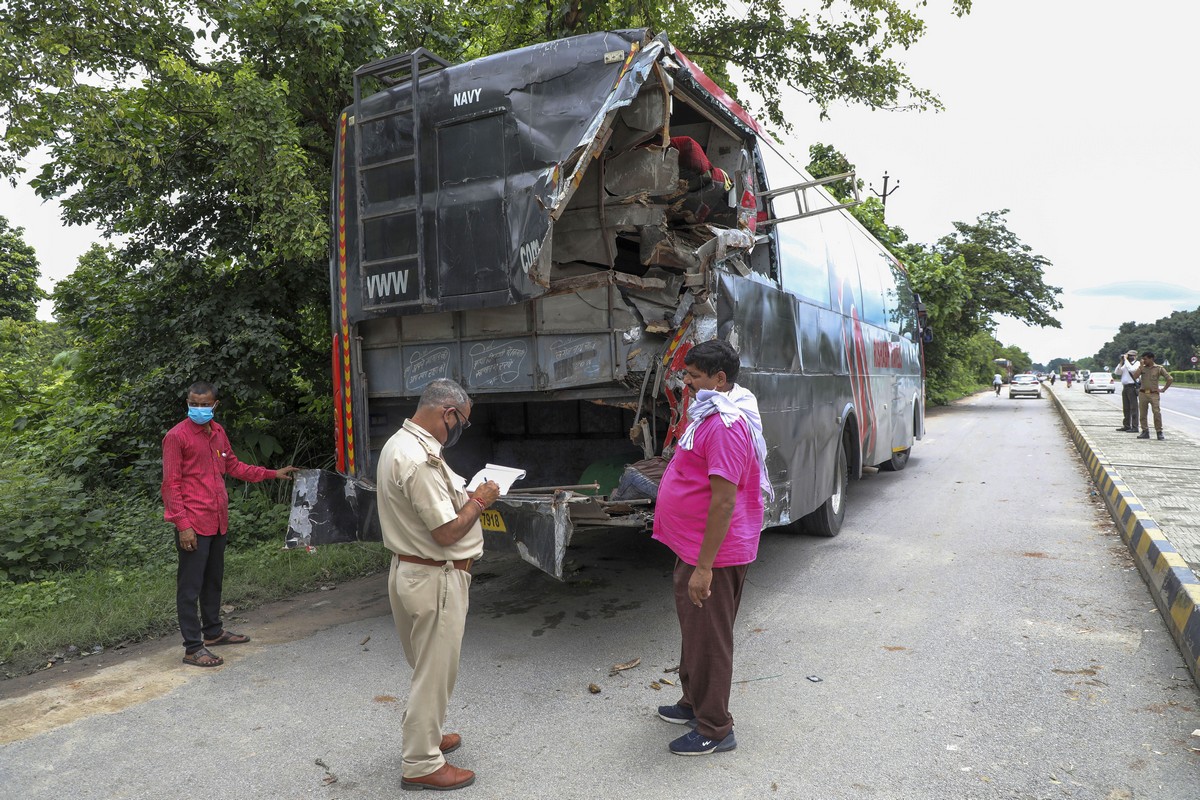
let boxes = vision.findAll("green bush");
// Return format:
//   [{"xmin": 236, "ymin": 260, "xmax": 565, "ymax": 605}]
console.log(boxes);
[
  {"xmin": 0, "ymin": 463, "xmax": 106, "ymax": 582},
  {"xmin": 1171, "ymin": 369, "xmax": 1199, "ymax": 384}
]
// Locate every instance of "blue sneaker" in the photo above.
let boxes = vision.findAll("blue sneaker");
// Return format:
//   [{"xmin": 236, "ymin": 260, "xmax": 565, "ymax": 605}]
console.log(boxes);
[
  {"xmin": 657, "ymin": 703, "xmax": 696, "ymax": 725},
  {"xmin": 669, "ymin": 729, "xmax": 737, "ymax": 756}
]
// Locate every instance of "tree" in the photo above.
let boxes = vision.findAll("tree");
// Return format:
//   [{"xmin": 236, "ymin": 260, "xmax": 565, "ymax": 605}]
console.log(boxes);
[
  {"xmin": 1093, "ymin": 308, "xmax": 1200, "ymax": 368},
  {"xmin": 934, "ymin": 210, "xmax": 1062, "ymax": 336},
  {"xmin": 0, "ymin": 216, "xmax": 44, "ymax": 322}
]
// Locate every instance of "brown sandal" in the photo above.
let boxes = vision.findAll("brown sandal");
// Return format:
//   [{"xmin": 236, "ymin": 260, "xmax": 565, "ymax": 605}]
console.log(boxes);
[
  {"xmin": 204, "ymin": 630, "xmax": 250, "ymax": 646},
  {"xmin": 182, "ymin": 647, "xmax": 224, "ymax": 667}
]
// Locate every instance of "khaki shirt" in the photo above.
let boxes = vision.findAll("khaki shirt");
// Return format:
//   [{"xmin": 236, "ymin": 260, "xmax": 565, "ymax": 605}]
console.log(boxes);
[
  {"xmin": 376, "ymin": 419, "xmax": 484, "ymax": 561},
  {"xmin": 1135, "ymin": 363, "xmax": 1173, "ymax": 391}
]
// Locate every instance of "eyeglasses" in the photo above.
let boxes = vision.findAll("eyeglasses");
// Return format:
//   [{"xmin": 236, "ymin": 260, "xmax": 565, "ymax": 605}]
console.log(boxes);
[{"xmin": 445, "ymin": 406, "xmax": 471, "ymax": 430}]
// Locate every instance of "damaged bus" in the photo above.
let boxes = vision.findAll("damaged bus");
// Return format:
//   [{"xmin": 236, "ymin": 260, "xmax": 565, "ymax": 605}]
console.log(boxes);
[{"xmin": 287, "ymin": 29, "xmax": 927, "ymax": 578}]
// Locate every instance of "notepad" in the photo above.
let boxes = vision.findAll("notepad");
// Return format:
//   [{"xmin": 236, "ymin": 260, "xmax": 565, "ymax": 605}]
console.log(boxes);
[{"xmin": 465, "ymin": 463, "xmax": 526, "ymax": 495}]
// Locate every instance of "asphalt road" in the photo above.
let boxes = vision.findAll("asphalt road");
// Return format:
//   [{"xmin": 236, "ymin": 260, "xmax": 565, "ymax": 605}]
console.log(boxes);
[{"xmin": 2, "ymin": 393, "xmax": 1198, "ymax": 799}]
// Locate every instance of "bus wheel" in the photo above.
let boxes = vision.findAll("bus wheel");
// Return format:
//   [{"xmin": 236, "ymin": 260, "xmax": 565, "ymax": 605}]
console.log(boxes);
[
  {"xmin": 881, "ymin": 409, "xmax": 917, "ymax": 472},
  {"xmin": 802, "ymin": 442, "xmax": 849, "ymax": 537},
  {"xmin": 881, "ymin": 448, "xmax": 910, "ymax": 472}
]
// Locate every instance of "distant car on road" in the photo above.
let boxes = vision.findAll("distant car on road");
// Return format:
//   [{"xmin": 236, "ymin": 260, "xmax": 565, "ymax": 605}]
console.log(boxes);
[
  {"xmin": 1009, "ymin": 374, "xmax": 1042, "ymax": 399},
  {"xmin": 1084, "ymin": 373, "xmax": 1116, "ymax": 394}
]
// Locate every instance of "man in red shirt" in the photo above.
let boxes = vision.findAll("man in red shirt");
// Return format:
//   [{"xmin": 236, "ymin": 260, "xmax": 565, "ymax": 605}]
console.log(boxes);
[{"xmin": 162, "ymin": 381, "xmax": 297, "ymax": 667}]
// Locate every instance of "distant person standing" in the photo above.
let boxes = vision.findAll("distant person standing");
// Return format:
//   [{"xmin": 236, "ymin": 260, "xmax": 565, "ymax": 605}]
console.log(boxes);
[
  {"xmin": 1133, "ymin": 352, "xmax": 1174, "ymax": 440},
  {"xmin": 1049, "ymin": 372, "xmax": 1056, "ymax": 385},
  {"xmin": 162, "ymin": 381, "xmax": 298, "ymax": 668},
  {"xmin": 1113, "ymin": 349, "xmax": 1140, "ymax": 432},
  {"xmin": 993, "ymin": 373, "xmax": 1003, "ymax": 396}
]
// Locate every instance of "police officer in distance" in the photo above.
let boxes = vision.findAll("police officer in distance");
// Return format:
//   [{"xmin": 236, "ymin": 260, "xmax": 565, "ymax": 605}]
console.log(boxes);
[{"xmin": 1132, "ymin": 351, "xmax": 1174, "ymax": 440}]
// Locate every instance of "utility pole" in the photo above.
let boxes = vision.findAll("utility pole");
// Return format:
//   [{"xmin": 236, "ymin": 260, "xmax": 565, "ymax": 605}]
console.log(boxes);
[{"xmin": 870, "ymin": 172, "xmax": 900, "ymax": 212}]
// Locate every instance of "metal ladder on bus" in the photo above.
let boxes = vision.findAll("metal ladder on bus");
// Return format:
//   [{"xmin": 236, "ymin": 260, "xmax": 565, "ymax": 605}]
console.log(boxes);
[
  {"xmin": 351, "ymin": 49, "xmax": 453, "ymax": 308},
  {"xmin": 756, "ymin": 171, "xmax": 862, "ymax": 227}
]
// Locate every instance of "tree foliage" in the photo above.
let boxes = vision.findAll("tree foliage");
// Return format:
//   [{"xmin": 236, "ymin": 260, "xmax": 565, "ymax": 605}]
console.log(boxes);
[
  {"xmin": 933, "ymin": 210, "xmax": 1062, "ymax": 334},
  {"xmin": 0, "ymin": 216, "xmax": 44, "ymax": 322},
  {"xmin": 1093, "ymin": 309, "xmax": 1200, "ymax": 370}
]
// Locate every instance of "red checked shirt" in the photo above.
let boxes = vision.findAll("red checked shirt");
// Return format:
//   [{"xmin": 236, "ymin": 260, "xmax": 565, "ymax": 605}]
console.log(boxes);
[{"xmin": 162, "ymin": 418, "xmax": 277, "ymax": 536}]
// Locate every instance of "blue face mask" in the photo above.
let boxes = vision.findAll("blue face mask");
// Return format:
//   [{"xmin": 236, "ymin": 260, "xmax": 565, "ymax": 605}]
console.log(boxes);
[{"xmin": 188, "ymin": 406, "xmax": 215, "ymax": 425}]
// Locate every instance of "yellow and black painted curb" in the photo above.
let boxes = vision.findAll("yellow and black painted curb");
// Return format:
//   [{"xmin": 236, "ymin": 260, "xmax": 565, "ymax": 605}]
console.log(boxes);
[{"xmin": 1048, "ymin": 388, "xmax": 1200, "ymax": 689}]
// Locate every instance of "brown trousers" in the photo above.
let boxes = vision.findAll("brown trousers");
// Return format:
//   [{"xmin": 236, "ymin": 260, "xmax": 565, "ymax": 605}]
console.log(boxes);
[
  {"xmin": 673, "ymin": 559, "xmax": 749, "ymax": 740},
  {"xmin": 1138, "ymin": 391, "xmax": 1163, "ymax": 431}
]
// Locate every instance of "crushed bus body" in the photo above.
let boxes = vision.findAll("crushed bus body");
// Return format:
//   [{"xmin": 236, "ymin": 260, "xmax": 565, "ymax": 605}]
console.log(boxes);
[{"xmin": 287, "ymin": 29, "xmax": 927, "ymax": 579}]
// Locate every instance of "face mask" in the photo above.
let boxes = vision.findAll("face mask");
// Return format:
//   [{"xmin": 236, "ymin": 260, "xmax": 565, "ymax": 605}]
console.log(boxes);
[
  {"xmin": 188, "ymin": 406, "xmax": 215, "ymax": 425},
  {"xmin": 443, "ymin": 411, "xmax": 464, "ymax": 449}
]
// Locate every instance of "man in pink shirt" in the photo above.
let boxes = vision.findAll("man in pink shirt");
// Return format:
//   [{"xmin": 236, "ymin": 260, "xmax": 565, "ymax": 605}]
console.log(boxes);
[
  {"xmin": 652, "ymin": 340, "xmax": 767, "ymax": 755},
  {"xmin": 162, "ymin": 381, "xmax": 298, "ymax": 667}
]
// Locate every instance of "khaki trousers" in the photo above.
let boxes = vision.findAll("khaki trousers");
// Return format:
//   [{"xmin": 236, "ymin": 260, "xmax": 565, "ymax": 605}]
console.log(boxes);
[
  {"xmin": 1138, "ymin": 392, "xmax": 1162, "ymax": 431},
  {"xmin": 388, "ymin": 557, "xmax": 472, "ymax": 779}
]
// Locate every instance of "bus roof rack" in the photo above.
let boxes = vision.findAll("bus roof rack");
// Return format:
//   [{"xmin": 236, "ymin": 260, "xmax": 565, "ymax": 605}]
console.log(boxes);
[{"xmin": 758, "ymin": 171, "xmax": 862, "ymax": 228}]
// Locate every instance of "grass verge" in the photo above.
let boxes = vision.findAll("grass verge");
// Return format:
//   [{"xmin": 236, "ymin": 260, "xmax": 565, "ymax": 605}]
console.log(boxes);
[{"xmin": 0, "ymin": 540, "xmax": 390, "ymax": 678}]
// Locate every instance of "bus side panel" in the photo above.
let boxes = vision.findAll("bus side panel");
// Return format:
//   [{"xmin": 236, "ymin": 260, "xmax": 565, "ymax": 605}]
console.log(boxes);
[{"xmin": 716, "ymin": 273, "xmax": 807, "ymax": 523}]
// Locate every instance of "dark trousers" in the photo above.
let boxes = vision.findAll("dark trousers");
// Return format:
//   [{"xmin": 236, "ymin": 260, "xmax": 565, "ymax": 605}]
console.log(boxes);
[
  {"xmin": 1122, "ymin": 383, "xmax": 1139, "ymax": 430},
  {"xmin": 176, "ymin": 531, "xmax": 227, "ymax": 653},
  {"xmin": 673, "ymin": 559, "xmax": 749, "ymax": 740}
]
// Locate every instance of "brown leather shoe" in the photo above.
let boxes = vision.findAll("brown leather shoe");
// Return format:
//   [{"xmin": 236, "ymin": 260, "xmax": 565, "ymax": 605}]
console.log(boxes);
[
  {"xmin": 401, "ymin": 762, "xmax": 475, "ymax": 791},
  {"xmin": 439, "ymin": 733, "xmax": 462, "ymax": 754}
]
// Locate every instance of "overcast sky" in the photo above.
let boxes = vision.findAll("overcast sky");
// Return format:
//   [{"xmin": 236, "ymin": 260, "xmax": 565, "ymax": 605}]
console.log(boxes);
[
  {"xmin": 782, "ymin": 0, "xmax": 1200, "ymax": 366},
  {"xmin": 4, "ymin": 1, "xmax": 1198, "ymax": 367}
]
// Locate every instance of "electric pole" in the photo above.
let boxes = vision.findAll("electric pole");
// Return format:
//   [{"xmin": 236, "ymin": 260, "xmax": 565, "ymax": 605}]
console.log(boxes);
[{"xmin": 870, "ymin": 172, "xmax": 900, "ymax": 212}]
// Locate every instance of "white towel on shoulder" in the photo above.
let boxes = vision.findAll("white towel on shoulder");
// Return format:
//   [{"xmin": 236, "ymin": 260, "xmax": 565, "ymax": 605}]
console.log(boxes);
[{"xmin": 678, "ymin": 384, "xmax": 773, "ymax": 501}]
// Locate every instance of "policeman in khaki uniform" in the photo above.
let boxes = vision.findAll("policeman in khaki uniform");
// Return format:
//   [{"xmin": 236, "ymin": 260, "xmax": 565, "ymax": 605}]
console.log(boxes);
[
  {"xmin": 376, "ymin": 379, "xmax": 500, "ymax": 791},
  {"xmin": 1132, "ymin": 351, "xmax": 1174, "ymax": 440}
]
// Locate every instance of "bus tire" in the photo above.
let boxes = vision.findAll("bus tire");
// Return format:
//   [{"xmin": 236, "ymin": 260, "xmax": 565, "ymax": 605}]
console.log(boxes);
[
  {"xmin": 802, "ymin": 440, "xmax": 849, "ymax": 537},
  {"xmin": 881, "ymin": 409, "xmax": 917, "ymax": 472},
  {"xmin": 881, "ymin": 447, "xmax": 909, "ymax": 472}
]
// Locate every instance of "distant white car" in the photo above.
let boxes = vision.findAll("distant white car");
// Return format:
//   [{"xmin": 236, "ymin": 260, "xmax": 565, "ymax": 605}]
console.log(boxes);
[
  {"xmin": 1084, "ymin": 373, "xmax": 1116, "ymax": 393},
  {"xmin": 1009, "ymin": 374, "xmax": 1041, "ymax": 399}
]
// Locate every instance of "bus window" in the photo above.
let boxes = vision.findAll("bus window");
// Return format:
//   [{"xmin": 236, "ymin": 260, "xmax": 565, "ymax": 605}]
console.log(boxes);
[
  {"xmin": 821, "ymin": 216, "xmax": 862, "ymax": 316},
  {"xmin": 888, "ymin": 261, "xmax": 917, "ymax": 340},
  {"xmin": 776, "ymin": 215, "xmax": 832, "ymax": 308},
  {"xmin": 853, "ymin": 236, "xmax": 889, "ymax": 329}
]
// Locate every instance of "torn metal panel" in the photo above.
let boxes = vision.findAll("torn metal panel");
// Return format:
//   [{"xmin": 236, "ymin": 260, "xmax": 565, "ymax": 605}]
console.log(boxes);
[{"xmin": 287, "ymin": 469, "xmax": 381, "ymax": 549}]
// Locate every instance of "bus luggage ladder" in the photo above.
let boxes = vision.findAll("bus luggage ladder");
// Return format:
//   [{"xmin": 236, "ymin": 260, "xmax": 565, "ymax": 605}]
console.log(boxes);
[
  {"xmin": 757, "ymin": 172, "xmax": 862, "ymax": 227},
  {"xmin": 351, "ymin": 49, "xmax": 453, "ymax": 308}
]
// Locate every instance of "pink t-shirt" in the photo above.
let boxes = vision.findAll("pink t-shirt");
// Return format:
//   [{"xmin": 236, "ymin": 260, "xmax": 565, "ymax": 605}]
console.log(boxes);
[{"xmin": 652, "ymin": 415, "xmax": 764, "ymax": 567}]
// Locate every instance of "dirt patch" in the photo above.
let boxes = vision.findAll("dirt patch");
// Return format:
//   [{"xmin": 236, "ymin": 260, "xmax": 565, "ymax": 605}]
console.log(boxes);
[{"xmin": 0, "ymin": 573, "xmax": 389, "ymax": 744}]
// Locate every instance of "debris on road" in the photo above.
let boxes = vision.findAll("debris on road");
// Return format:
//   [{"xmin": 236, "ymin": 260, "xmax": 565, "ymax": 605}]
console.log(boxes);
[
  {"xmin": 610, "ymin": 657, "xmax": 641, "ymax": 676},
  {"xmin": 315, "ymin": 758, "xmax": 337, "ymax": 785},
  {"xmin": 587, "ymin": 683, "xmax": 601, "ymax": 694}
]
